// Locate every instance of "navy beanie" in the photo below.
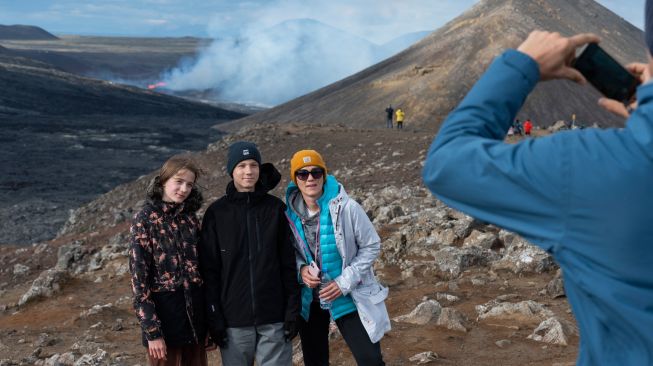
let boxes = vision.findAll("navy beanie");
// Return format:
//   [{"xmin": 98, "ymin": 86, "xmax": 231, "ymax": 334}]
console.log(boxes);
[
  {"xmin": 644, "ymin": 0, "xmax": 653, "ymax": 55},
  {"xmin": 227, "ymin": 141, "xmax": 261, "ymax": 176}
]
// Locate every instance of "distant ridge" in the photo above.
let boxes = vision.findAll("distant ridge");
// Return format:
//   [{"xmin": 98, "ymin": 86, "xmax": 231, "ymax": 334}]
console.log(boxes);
[
  {"xmin": 0, "ymin": 53, "xmax": 244, "ymax": 118},
  {"xmin": 229, "ymin": 0, "xmax": 646, "ymax": 131},
  {"xmin": 0, "ymin": 24, "xmax": 58, "ymax": 40}
]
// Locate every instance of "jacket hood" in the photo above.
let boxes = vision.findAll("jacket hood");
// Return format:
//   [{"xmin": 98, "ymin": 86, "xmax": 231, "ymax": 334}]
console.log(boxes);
[
  {"xmin": 226, "ymin": 162, "xmax": 281, "ymax": 197},
  {"xmin": 146, "ymin": 176, "xmax": 203, "ymax": 214}
]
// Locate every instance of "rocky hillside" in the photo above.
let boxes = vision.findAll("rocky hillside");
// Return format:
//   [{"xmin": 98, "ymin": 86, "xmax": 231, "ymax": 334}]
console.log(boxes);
[
  {"xmin": 224, "ymin": 0, "xmax": 645, "ymax": 131},
  {"xmin": 0, "ymin": 124, "xmax": 580, "ymax": 365},
  {"xmin": 0, "ymin": 25, "xmax": 58, "ymax": 40}
]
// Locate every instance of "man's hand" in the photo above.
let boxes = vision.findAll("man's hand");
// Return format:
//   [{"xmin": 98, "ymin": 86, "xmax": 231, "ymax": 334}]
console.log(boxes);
[
  {"xmin": 300, "ymin": 265, "xmax": 320, "ymax": 289},
  {"xmin": 209, "ymin": 328, "xmax": 228, "ymax": 348},
  {"xmin": 318, "ymin": 281, "xmax": 342, "ymax": 302},
  {"xmin": 598, "ymin": 62, "xmax": 650, "ymax": 118},
  {"xmin": 517, "ymin": 31, "xmax": 600, "ymax": 83},
  {"xmin": 205, "ymin": 334, "xmax": 217, "ymax": 351},
  {"xmin": 283, "ymin": 320, "xmax": 299, "ymax": 343},
  {"xmin": 148, "ymin": 338, "xmax": 167, "ymax": 360}
]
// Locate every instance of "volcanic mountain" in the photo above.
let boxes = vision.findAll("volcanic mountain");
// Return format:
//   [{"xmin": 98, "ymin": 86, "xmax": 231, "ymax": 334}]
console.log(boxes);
[
  {"xmin": 0, "ymin": 24, "xmax": 58, "ymax": 40},
  {"xmin": 228, "ymin": 0, "xmax": 646, "ymax": 130}
]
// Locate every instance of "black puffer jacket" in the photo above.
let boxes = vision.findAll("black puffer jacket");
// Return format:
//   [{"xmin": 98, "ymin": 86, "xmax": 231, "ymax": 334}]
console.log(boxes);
[
  {"xmin": 199, "ymin": 163, "xmax": 300, "ymax": 331},
  {"xmin": 129, "ymin": 177, "xmax": 206, "ymax": 347}
]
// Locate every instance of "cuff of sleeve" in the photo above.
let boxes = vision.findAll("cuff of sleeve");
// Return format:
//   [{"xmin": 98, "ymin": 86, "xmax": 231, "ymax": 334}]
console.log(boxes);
[
  {"xmin": 298, "ymin": 264, "xmax": 306, "ymax": 284},
  {"xmin": 334, "ymin": 276, "xmax": 351, "ymax": 296},
  {"xmin": 145, "ymin": 328, "xmax": 163, "ymax": 341},
  {"xmin": 502, "ymin": 49, "xmax": 540, "ymax": 87}
]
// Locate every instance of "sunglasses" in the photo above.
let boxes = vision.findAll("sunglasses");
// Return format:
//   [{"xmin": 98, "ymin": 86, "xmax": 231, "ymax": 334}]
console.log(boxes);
[{"xmin": 295, "ymin": 168, "xmax": 325, "ymax": 181}]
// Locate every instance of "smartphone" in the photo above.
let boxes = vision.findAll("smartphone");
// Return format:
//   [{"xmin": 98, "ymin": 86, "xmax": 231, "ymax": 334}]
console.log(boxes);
[
  {"xmin": 307, "ymin": 261, "xmax": 320, "ymax": 277},
  {"xmin": 573, "ymin": 43, "xmax": 639, "ymax": 104}
]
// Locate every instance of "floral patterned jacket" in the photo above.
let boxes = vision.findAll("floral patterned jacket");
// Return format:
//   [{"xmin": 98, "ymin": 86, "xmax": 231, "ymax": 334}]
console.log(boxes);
[{"xmin": 129, "ymin": 183, "xmax": 203, "ymax": 341}]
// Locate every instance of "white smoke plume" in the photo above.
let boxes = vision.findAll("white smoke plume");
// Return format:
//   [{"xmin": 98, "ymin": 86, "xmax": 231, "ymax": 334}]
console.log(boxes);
[
  {"xmin": 163, "ymin": 19, "xmax": 379, "ymax": 106},
  {"xmin": 161, "ymin": 0, "xmax": 475, "ymax": 106}
]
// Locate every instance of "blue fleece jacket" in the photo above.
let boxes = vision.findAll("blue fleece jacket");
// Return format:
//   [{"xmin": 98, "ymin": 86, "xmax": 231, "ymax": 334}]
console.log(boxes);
[{"xmin": 423, "ymin": 49, "xmax": 653, "ymax": 365}]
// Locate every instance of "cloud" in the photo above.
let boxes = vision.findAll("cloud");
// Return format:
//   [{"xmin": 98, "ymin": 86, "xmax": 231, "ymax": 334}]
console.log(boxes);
[{"xmin": 144, "ymin": 19, "xmax": 169, "ymax": 25}]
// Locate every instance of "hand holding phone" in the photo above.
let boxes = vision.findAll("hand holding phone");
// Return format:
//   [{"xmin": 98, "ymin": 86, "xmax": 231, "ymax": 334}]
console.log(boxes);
[
  {"xmin": 301, "ymin": 261, "xmax": 321, "ymax": 289},
  {"xmin": 573, "ymin": 43, "xmax": 640, "ymax": 104},
  {"xmin": 307, "ymin": 261, "xmax": 320, "ymax": 277}
]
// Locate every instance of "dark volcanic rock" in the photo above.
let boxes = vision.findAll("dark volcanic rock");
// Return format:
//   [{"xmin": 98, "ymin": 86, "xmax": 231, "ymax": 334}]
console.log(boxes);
[
  {"xmin": 226, "ymin": 0, "xmax": 644, "ymax": 131},
  {"xmin": 0, "ymin": 52, "xmax": 247, "ymax": 244},
  {"xmin": 0, "ymin": 25, "xmax": 58, "ymax": 40},
  {"xmin": 0, "ymin": 58, "xmax": 244, "ymax": 118}
]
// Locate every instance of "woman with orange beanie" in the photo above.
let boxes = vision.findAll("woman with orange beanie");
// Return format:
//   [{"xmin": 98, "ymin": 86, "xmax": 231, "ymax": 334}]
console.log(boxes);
[{"xmin": 284, "ymin": 149, "xmax": 390, "ymax": 365}]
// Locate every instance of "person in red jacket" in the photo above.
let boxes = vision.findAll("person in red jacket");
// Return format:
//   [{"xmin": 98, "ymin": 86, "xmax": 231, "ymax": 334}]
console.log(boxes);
[{"xmin": 523, "ymin": 119, "xmax": 533, "ymax": 135}]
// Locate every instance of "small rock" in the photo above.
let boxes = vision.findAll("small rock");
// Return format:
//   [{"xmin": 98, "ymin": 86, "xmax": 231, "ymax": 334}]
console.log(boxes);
[
  {"xmin": 436, "ymin": 307, "xmax": 468, "ymax": 332},
  {"xmin": 495, "ymin": 339, "xmax": 512, "ymax": 348},
  {"xmin": 393, "ymin": 300, "xmax": 442, "ymax": 325},
  {"xmin": 18, "ymin": 269, "xmax": 69, "ymax": 307},
  {"xmin": 528, "ymin": 317, "xmax": 578, "ymax": 346},
  {"xmin": 13, "ymin": 264, "xmax": 30, "ymax": 276},
  {"xmin": 73, "ymin": 349, "xmax": 108, "ymax": 366},
  {"xmin": 409, "ymin": 351, "xmax": 438, "ymax": 364},
  {"xmin": 436, "ymin": 293, "xmax": 459, "ymax": 303}
]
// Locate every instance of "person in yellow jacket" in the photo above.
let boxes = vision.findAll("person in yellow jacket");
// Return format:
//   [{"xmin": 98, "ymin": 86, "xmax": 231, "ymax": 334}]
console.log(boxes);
[{"xmin": 395, "ymin": 108, "xmax": 405, "ymax": 129}]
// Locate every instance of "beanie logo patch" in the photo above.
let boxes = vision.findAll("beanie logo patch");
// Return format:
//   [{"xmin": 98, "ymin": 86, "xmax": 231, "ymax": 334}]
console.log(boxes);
[
  {"xmin": 243, "ymin": 149, "xmax": 250, "ymax": 156},
  {"xmin": 302, "ymin": 156, "xmax": 312, "ymax": 163}
]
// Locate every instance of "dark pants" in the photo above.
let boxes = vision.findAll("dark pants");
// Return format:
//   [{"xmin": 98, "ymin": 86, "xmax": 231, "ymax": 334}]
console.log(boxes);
[
  {"xmin": 299, "ymin": 301, "xmax": 384, "ymax": 366},
  {"xmin": 397, "ymin": 121, "xmax": 403, "ymax": 129},
  {"xmin": 147, "ymin": 343, "xmax": 207, "ymax": 366}
]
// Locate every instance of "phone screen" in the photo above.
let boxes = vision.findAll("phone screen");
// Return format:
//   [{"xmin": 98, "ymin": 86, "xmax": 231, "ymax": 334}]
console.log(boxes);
[{"xmin": 573, "ymin": 43, "xmax": 639, "ymax": 103}]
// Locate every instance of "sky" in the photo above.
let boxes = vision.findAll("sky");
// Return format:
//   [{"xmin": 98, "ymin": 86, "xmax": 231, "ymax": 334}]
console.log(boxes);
[{"xmin": 0, "ymin": 0, "xmax": 645, "ymax": 43}]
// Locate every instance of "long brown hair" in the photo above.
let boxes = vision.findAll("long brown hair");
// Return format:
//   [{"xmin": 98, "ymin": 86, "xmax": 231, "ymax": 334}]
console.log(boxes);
[
  {"xmin": 146, "ymin": 155, "xmax": 204, "ymax": 212},
  {"xmin": 159, "ymin": 156, "xmax": 202, "ymax": 185}
]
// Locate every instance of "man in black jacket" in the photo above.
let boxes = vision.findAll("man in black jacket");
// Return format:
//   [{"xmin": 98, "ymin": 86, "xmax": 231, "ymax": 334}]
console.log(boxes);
[{"xmin": 199, "ymin": 141, "xmax": 300, "ymax": 366}]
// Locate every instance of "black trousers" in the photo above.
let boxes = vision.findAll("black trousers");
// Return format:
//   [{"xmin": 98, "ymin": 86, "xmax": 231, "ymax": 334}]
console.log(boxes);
[{"xmin": 298, "ymin": 301, "xmax": 384, "ymax": 366}]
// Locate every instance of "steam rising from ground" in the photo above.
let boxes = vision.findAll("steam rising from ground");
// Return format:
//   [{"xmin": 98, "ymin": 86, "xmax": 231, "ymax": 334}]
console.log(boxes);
[
  {"xmin": 158, "ymin": 1, "xmax": 484, "ymax": 106},
  {"xmin": 162, "ymin": 19, "xmax": 379, "ymax": 106}
]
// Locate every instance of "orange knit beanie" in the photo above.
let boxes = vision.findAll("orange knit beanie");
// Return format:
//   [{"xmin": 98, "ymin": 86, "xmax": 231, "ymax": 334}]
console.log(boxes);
[{"xmin": 290, "ymin": 150, "xmax": 328, "ymax": 183}]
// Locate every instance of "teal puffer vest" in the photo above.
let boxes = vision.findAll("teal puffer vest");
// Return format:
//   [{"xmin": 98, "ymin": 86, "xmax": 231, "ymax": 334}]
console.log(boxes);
[{"xmin": 286, "ymin": 175, "xmax": 356, "ymax": 321}]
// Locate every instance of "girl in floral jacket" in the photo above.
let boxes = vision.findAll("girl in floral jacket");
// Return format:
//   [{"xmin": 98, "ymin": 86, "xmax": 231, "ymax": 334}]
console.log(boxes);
[{"xmin": 129, "ymin": 156, "xmax": 209, "ymax": 366}]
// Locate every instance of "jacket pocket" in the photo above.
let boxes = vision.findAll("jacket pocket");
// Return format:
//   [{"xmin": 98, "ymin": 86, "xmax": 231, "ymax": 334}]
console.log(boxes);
[
  {"xmin": 351, "ymin": 283, "xmax": 391, "ymax": 344},
  {"xmin": 355, "ymin": 283, "xmax": 388, "ymax": 303}
]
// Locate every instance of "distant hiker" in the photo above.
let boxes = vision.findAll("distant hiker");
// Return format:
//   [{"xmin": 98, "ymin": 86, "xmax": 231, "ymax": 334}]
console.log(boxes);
[
  {"xmin": 423, "ymin": 16, "xmax": 653, "ymax": 366},
  {"xmin": 523, "ymin": 119, "xmax": 533, "ymax": 135},
  {"xmin": 385, "ymin": 105, "xmax": 394, "ymax": 128},
  {"xmin": 513, "ymin": 119, "xmax": 523, "ymax": 135},
  {"xmin": 198, "ymin": 141, "xmax": 300, "ymax": 366},
  {"xmin": 129, "ymin": 156, "xmax": 209, "ymax": 366},
  {"xmin": 395, "ymin": 108, "xmax": 405, "ymax": 129},
  {"xmin": 285, "ymin": 149, "xmax": 390, "ymax": 366},
  {"xmin": 571, "ymin": 113, "xmax": 577, "ymax": 128}
]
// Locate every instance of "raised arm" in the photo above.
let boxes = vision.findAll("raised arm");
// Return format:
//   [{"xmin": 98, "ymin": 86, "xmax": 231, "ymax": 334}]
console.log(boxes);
[{"xmin": 423, "ymin": 32, "xmax": 599, "ymax": 250}]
